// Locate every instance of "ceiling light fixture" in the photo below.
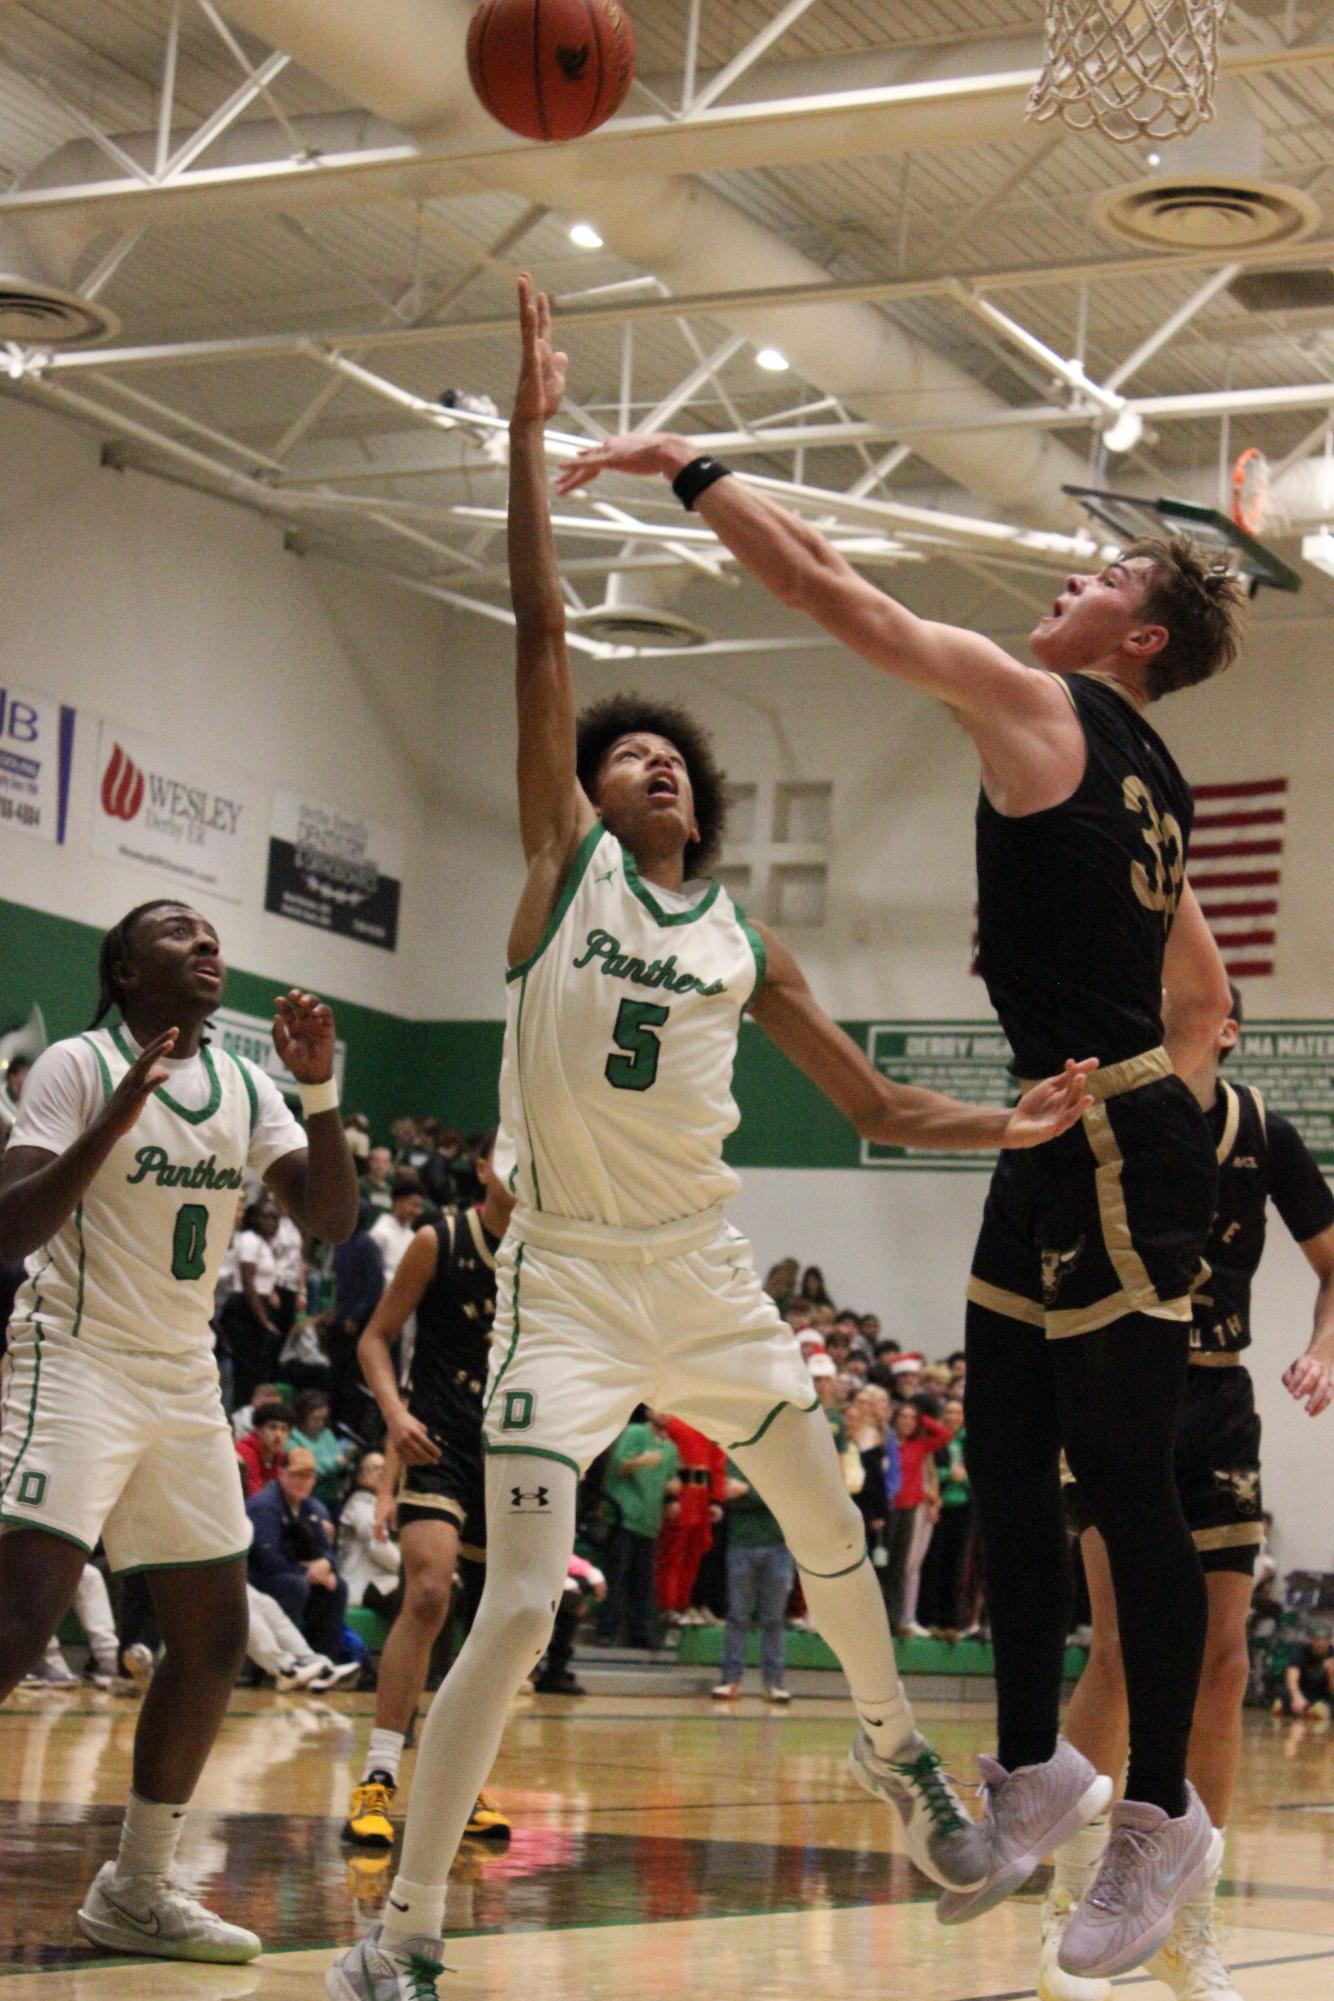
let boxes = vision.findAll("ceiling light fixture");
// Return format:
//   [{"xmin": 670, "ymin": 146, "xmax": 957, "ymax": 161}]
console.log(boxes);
[
  {"xmin": 569, "ymin": 222, "xmax": 604, "ymax": 249},
  {"xmin": 1101, "ymin": 407, "xmax": 1144, "ymax": 454},
  {"xmin": 755, "ymin": 347, "xmax": 789, "ymax": 372}
]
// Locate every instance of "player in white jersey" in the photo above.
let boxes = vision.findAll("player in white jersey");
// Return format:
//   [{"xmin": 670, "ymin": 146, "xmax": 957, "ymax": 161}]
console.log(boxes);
[
  {"xmin": 329, "ymin": 279, "xmax": 1096, "ymax": 2001},
  {"xmin": 0, "ymin": 897, "xmax": 358, "ymax": 1963}
]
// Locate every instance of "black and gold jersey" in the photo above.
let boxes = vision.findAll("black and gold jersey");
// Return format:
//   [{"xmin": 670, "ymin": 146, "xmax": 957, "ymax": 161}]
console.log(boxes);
[
  {"xmin": 975, "ymin": 674, "xmax": 1195, "ymax": 1078},
  {"xmin": 404, "ymin": 1207, "xmax": 502, "ymax": 1436},
  {"xmin": 1192, "ymin": 1081, "xmax": 1334, "ymax": 1355}
]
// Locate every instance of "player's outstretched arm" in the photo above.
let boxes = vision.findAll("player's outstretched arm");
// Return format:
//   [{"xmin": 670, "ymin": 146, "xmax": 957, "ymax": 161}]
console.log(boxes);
[
  {"xmin": 1282, "ymin": 1220, "xmax": 1334, "ymax": 1417},
  {"xmin": 1162, "ymin": 880, "xmax": 1232, "ymax": 1079},
  {"xmin": 508, "ymin": 275, "xmax": 598, "ymax": 967},
  {"xmin": 357, "ymin": 1226, "xmax": 442, "ymax": 1466},
  {"xmin": 0, "ymin": 1029, "xmax": 177, "ymax": 1259},
  {"xmin": 264, "ymin": 990, "xmax": 359, "ymax": 1242},
  {"xmin": 747, "ymin": 920, "xmax": 1095, "ymax": 1152},
  {"xmin": 555, "ymin": 433, "xmax": 1069, "ymax": 731}
]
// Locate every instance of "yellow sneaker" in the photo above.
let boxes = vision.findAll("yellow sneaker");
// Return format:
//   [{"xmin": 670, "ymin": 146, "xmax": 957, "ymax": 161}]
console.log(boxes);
[
  {"xmin": 342, "ymin": 1779, "xmax": 396, "ymax": 1849},
  {"xmin": 463, "ymin": 1792, "xmax": 511, "ymax": 1843}
]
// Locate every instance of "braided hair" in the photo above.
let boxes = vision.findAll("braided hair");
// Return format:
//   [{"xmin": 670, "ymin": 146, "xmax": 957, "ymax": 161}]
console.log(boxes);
[{"xmin": 88, "ymin": 899, "xmax": 186, "ymax": 1029}]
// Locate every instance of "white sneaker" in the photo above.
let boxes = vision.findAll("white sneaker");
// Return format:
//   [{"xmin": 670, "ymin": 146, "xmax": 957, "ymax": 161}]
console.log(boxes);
[
  {"xmin": 849, "ymin": 1728, "xmax": 989, "ymax": 1890},
  {"xmin": 309, "ymin": 1659, "xmax": 362, "ymax": 1692},
  {"xmin": 897, "ymin": 1621, "xmax": 931, "ymax": 1639},
  {"xmin": 1039, "ymin": 1889, "xmax": 1114, "ymax": 2001},
  {"xmin": 938, "ymin": 1737, "xmax": 1113, "ymax": 1924},
  {"xmin": 121, "ymin": 1642, "xmax": 155, "ymax": 1690},
  {"xmin": 764, "ymin": 1685, "xmax": 792, "ymax": 1704},
  {"xmin": 22, "ymin": 1652, "xmax": 78, "ymax": 1686},
  {"xmin": 76, "ymin": 1862, "xmax": 261, "ymax": 1963},
  {"xmin": 275, "ymin": 1653, "xmax": 328, "ymax": 1692},
  {"xmin": 327, "ymin": 1921, "xmax": 448, "ymax": 2000},
  {"xmin": 1059, "ymin": 1788, "xmax": 1220, "ymax": 1980},
  {"xmin": 1147, "ymin": 1865, "xmax": 1241, "ymax": 2001},
  {"xmin": 711, "ymin": 1681, "xmax": 740, "ymax": 1701}
]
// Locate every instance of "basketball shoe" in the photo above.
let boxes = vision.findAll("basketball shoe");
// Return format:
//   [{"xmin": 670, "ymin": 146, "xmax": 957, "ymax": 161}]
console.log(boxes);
[
  {"xmin": 1058, "ymin": 1787, "xmax": 1220, "ymax": 1979},
  {"xmin": 1145, "ymin": 1845, "xmax": 1241, "ymax": 2000},
  {"xmin": 77, "ymin": 1862, "xmax": 260, "ymax": 1963},
  {"xmin": 327, "ymin": 1922, "xmax": 447, "ymax": 2001},
  {"xmin": 938, "ymin": 1738, "xmax": 1113, "ymax": 1924},
  {"xmin": 463, "ymin": 1792, "xmax": 510, "ymax": 1842},
  {"xmin": 343, "ymin": 1780, "xmax": 396, "ymax": 1850},
  {"xmin": 849, "ymin": 1729, "xmax": 989, "ymax": 1889}
]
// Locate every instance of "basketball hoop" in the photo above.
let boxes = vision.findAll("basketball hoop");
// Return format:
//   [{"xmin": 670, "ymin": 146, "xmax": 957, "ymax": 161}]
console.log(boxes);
[
  {"xmin": 1231, "ymin": 447, "xmax": 1271, "ymax": 535},
  {"xmin": 1028, "ymin": 0, "xmax": 1229, "ymax": 145}
]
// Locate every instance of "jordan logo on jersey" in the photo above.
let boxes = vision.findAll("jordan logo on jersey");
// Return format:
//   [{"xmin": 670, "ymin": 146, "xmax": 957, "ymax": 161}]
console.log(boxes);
[
  {"xmin": 572, "ymin": 928, "xmax": 725, "ymax": 997},
  {"xmin": 125, "ymin": 1146, "xmax": 244, "ymax": 1191}
]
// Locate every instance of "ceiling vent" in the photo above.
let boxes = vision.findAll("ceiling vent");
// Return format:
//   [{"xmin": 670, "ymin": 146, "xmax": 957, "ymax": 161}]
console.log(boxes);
[
  {"xmin": 567, "ymin": 600, "xmax": 712, "ymax": 650},
  {"xmin": 1228, "ymin": 267, "xmax": 1334, "ymax": 314},
  {"xmin": 1093, "ymin": 176, "xmax": 1319, "ymax": 253},
  {"xmin": 0, "ymin": 276, "xmax": 118, "ymax": 347}
]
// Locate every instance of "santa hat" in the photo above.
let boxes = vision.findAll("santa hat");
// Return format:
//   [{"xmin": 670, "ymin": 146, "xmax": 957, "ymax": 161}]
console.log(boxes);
[
  {"xmin": 807, "ymin": 1350, "xmax": 837, "ymax": 1380},
  {"xmin": 890, "ymin": 1352, "xmax": 925, "ymax": 1375}
]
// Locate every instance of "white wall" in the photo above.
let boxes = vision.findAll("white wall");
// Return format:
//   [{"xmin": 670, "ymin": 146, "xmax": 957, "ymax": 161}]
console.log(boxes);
[{"xmin": 0, "ymin": 401, "xmax": 452, "ymax": 1017}]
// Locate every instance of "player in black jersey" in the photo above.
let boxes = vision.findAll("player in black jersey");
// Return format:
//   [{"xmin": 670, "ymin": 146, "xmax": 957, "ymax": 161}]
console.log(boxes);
[
  {"xmin": 1045, "ymin": 984, "xmax": 1334, "ymax": 2001},
  {"xmin": 341, "ymin": 1132, "xmax": 515, "ymax": 1853},
  {"xmin": 562, "ymin": 428, "xmax": 1245, "ymax": 1974}
]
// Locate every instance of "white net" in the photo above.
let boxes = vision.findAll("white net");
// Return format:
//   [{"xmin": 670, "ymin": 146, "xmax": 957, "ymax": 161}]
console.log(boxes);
[{"xmin": 1028, "ymin": 0, "xmax": 1230, "ymax": 144}]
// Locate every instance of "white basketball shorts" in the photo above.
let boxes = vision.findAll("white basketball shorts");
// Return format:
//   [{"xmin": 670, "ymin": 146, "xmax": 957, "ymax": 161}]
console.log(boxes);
[
  {"xmin": 482, "ymin": 1206, "xmax": 817, "ymax": 1475},
  {"xmin": 0, "ymin": 1327, "xmax": 252, "ymax": 1571}
]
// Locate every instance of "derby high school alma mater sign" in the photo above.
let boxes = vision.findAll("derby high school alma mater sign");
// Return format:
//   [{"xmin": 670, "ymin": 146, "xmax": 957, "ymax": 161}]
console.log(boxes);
[{"xmin": 93, "ymin": 723, "xmax": 251, "ymax": 904}]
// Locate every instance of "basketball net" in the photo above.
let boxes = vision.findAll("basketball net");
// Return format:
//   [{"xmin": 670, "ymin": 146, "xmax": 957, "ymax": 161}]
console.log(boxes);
[{"xmin": 1028, "ymin": 0, "xmax": 1229, "ymax": 144}]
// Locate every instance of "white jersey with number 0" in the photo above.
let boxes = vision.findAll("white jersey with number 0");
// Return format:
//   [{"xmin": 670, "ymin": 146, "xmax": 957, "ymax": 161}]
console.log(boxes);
[
  {"xmin": 500, "ymin": 825, "xmax": 765, "ymax": 1229},
  {"xmin": 9, "ymin": 1024, "xmax": 304, "ymax": 1363}
]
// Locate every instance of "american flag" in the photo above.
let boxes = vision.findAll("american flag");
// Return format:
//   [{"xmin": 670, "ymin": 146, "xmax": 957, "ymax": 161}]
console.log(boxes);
[{"xmin": 1190, "ymin": 777, "xmax": 1287, "ymax": 979}]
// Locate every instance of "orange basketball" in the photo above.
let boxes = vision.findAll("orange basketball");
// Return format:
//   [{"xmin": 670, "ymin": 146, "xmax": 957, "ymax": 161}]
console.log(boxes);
[{"xmin": 467, "ymin": 0, "xmax": 636, "ymax": 143}]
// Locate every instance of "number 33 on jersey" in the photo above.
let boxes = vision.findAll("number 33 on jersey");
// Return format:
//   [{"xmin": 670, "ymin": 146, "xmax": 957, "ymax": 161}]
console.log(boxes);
[{"xmin": 501, "ymin": 825, "xmax": 766, "ymax": 1231}]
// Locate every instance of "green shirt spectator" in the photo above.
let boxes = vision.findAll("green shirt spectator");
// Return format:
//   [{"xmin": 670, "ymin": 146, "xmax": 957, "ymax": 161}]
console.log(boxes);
[
  {"xmin": 607, "ymin": 1419, "xmax": 679, "ymax": 1538},
  {"xmin": 289, "ymin": 1390, "xmax": 350, "ymax": 1509},
  {"xmin": 935, "ymin": 1428, "xmax": 969, "ymax": 1507},
  {"xmin": 723, "ymin": 1458, "xmax": 785, "ymax": 1548}
]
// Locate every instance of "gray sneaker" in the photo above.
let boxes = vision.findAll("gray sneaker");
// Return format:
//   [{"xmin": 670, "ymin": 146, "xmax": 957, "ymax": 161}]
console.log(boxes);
[
  {"xmin": 937, "ymin": 1737, "xmax": 1113, "ymax": 1924},
  {"xmin": 327, "ymin": 1921, "xmax": 448, "ymax": 2001},
  {"xmin": 1058, "ymin": 1786, "xmax": 1221, "ymax": 1980},
  {"xmin": 849, "ymin": 1729, "xmax": 989, "ymax": 1889}
]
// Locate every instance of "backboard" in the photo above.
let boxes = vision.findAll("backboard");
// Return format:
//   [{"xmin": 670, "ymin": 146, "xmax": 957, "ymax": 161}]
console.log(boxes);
[{"xmin": 1061, "ymin": 486, "xmax": 1303, "ymax": 595}]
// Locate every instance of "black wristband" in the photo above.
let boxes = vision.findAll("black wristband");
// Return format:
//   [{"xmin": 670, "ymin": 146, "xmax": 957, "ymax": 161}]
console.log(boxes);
[{"xmin": 671, "ymin": 455, "xmax": 734, "ymax": 512}]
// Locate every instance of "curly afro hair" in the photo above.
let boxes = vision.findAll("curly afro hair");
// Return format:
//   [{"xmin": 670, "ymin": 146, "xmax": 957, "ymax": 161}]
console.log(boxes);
[{"xmin": 575, "ymin": 693, "xmax": 729, "ymax": 877}]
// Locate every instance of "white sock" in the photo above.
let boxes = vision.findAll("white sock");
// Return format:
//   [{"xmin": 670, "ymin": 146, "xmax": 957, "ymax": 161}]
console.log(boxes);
[
  {"xmin": 1052, "ymin": 1810, "xmax": 1110, "ymax": 1900},
  {"xmin": 364, "ymin": 1728, "xmax": 406, "ymax": 1786},
  {"xmin": 382, "ymin": 1875, "xmax": 447, "ymax": 1950},
  {"xmin": 114, "ymin": 1789, "xmax": 188, "ymax": 1881}
]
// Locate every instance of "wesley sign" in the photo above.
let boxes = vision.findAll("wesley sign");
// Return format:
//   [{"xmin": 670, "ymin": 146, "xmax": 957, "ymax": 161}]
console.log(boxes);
[{"xmin": 92, "ymin": 723, "xmax": 251, "ymax": 904}]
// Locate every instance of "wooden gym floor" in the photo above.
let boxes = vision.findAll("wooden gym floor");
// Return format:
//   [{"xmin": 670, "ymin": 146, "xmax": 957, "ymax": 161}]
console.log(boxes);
[{"xmin": 1, "ymin": 1684, "xmax": 1331, "ymax": 1999}]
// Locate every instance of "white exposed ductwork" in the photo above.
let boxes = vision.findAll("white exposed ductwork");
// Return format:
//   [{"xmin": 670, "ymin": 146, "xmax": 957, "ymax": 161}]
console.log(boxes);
[
  {"xmin": 0, "ymin": 213, "xmax": 118, "ymax": 347},
  {"xmin": 214, "ymin": 0, "xmax": 1094, "ymax": 525}
]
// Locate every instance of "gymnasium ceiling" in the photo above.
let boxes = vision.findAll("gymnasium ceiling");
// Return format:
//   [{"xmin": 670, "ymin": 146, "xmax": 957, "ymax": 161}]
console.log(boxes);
[{"xmin": 3, "ymin": 0, "xmax": 1334, "ymax": 647}]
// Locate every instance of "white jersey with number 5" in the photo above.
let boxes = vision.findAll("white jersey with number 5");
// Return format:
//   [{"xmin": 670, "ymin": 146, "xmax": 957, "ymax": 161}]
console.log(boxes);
[
  {"xmin": 500, "ymin": 825, "xmax": 766, "ymax": 1229},
  {"xmin": 9, "ymin": 1024, "xmax": 304, "ymax": 1363}
]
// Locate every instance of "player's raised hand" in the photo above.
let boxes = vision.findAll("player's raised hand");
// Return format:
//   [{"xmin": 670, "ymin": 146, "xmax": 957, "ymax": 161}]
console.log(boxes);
[
  {"xmin": 512, "ymin": 274, "xmax": 567, "ymax": 426},
  {"xmin": 1282, "ymin": 1350, "xmax": 1333, "ymax": 1417},
  {"xmin": 272, "ymin": 990, "xmax": 335, "ymax": 1085},
  {"xmin": 554, "ymin": 431, "xmax": 680, "ymax": 495},
  {"xmin": 100, "ymin": 1027, "xmax": 178, "ymax": 1139},
  {"xmin": 1001, "ymin": 1058, "xmax": 1099, "ymax": 1149}
]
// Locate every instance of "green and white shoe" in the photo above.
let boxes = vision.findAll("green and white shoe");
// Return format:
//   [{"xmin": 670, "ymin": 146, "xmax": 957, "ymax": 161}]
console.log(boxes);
[
  {"xmin": 849, "ymin": 1729, "xmax": 989, "ymax": 1889},
  {"xmin": 327, "ymin": 1922, "xmax": 448, "ymax": 2001}
]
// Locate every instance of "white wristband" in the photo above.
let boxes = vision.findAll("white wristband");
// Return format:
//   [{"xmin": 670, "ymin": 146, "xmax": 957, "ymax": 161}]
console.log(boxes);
[{"xmin": 299, "ymin": 1076, "xmax": 340, "ymax": 1118}]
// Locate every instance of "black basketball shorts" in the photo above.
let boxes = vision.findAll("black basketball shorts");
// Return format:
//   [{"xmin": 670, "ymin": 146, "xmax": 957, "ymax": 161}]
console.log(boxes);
[
  {"xmin": 968, "ymin": 1051, "xmax": 1218, "ymax": 1342},
  {"xmin": 398, "ymin": 1421, "xmax": 486, "ymax": 1556},
  {"xmin": 1066, "ymin": 1360, "xmax": 1263, "ymax": 1574}
]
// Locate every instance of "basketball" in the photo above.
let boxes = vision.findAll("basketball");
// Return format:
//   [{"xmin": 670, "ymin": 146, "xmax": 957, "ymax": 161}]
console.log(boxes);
[{"xmin": 467, "ymin": 0, "xmax": 636, "ymax": 143}]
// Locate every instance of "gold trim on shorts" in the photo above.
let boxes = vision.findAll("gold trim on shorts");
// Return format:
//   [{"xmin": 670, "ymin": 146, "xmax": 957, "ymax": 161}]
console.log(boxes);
[
  {"xmin": 965, "ymin": 1276, "xmax": 1045, "ymax": 1327},
  {"xmin": 1189, "ymin": 1349, "xmax": 1243, "ymax": 1368},
  {"xmin": 398, "ymin": 1488, "xmax": 467, "ymax": 1527},
  {"xmin": 1193, "ymin": 1520, "xmax": 1264, "ymax": 1552},
  {"xmin": 1018, "ymin": 1045, "xmax": 1171, "ymax": 1103}
]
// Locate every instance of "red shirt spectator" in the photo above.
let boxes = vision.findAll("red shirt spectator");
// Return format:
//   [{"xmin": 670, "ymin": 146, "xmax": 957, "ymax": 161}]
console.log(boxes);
[
  {"xmin": 236, "ymin": 1403, "xmax": 291, "ymax": 1498},
  {"xmin": 892, "ymin": 1409, "xmax": 950, "ymax": 1511}
]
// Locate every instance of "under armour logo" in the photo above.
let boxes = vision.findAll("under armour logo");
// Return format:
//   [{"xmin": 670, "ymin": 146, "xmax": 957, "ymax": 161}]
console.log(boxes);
[
  {"xmin": 511, "ymin": 1484, "xmax": 550, "ymax": 1511},
  {"xmin": 555, "ymin": 43, "xmax": 590, "ymax": 82}
]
